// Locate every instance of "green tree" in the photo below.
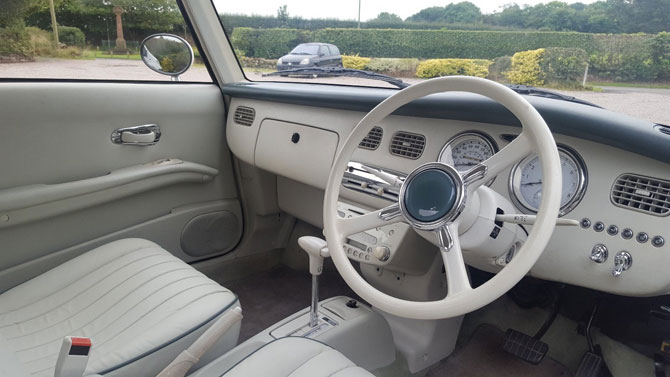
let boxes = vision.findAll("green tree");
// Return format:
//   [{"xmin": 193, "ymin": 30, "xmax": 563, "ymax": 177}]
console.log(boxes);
[
  {"xmin": 0, "ymin": 0, "xmax": 34, "ymax": 27},
  {"xmin": 277, "ymin": 4, "xmax": 289, "ymax": 26},
  {"xmin": 407, "ymin": 2, "xmax": 482, "ymax": 24},
  {"xmin": 369, "ymin": 12, "xmax": 402, "ymax": 23}
]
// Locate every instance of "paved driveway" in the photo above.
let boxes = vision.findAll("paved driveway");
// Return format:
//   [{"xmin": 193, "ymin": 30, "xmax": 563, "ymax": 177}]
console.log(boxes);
[{"xmin": 1, "ymin": 59, "xmax": 668, "ymax": 124}]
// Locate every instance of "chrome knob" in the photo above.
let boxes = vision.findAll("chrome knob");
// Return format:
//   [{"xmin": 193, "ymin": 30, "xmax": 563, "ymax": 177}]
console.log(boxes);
[
  {"xmin": 590, "ymin": 244, "xmax": 608, "ymax": 263},
  {"xmin": 612, "ymin": 251, "xmax": 632, "ymax": 277},
  {"xmin": 373, "ymin": 246, "xmax": 390, "ymax": 262}
]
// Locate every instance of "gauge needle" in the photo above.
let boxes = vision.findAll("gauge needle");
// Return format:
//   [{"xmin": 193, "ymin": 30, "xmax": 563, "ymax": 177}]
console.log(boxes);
[
  {"xmin": 462, "ymin": 156, "xmax": 482, "ymax": 162},
  {"xmin": 521, "ymin": 181, "xmax": 543, "ymax": 186}
]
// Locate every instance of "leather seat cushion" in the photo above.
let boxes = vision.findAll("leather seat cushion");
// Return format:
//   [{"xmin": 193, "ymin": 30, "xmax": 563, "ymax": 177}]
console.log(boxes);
[
  {"xmin": 222, "ymin": 337, "xmax": 374, "ymax": 377},
  {"xmin": 0, "ymin": 238, "xmax": 237, "ymax": 377}
]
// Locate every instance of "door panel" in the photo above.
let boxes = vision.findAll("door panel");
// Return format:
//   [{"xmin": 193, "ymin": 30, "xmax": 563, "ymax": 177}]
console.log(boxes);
[{"xmin": 0, "ymin": 82, "xmax": 241, "ymax": 291}]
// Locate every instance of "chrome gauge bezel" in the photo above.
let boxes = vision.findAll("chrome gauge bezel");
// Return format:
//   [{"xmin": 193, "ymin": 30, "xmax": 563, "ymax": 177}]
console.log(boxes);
[
  {"xmin": 438, "ymin": 131, "xmax": 499, "ymax": 186},
  {"xmin": 508, "ymin": 144, "xmax": 588, "ymax": 217}
]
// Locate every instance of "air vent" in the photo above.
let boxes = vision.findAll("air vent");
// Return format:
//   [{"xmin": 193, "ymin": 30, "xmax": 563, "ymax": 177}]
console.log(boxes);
[
  {"xmin": 389, "ymin": 131, "xmax": 425, "ymax": 159},
  {"xmin": 233, "ymin": 106, "xmax": 255, "ymax": 126},
  {"xmin": 611, "ymin": 174, "xmax": 670, "ymax": 216},
  {"xmin": 655, "ymin": 124, "xmax": 670, "ymax": 136},
  {"xmin": 359, "ymin": 126, "xmax": 383, "ymax": 150}
]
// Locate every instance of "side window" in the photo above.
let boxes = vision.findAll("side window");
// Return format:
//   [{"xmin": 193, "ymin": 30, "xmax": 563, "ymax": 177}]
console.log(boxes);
[
  {"xmin": 319, "ymin": 46, "xmax": 328, "ymax": 57},
  {"xmin": 0, "ymin": 0, "xmax": 211, "ymax": 82},
  {"xmin": 331, "ymin": 46, "xmax": 340, "ymax": 56}
]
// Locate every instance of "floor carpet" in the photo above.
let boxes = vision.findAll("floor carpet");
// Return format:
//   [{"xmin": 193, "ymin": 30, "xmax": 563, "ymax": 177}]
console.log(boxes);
[
  {"xmin": 224, "ymin": 265, "xmax": 358, "ymax": 342},
  {"xmin": 426, "ymin": 324, "xmax": 572, "ymax": 377}
]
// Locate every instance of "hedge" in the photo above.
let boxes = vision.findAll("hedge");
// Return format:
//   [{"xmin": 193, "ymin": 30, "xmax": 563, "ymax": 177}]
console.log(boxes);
[
  {"xmin": 652, "ymin": 32, "xmax": 670, "ymax": 79},
  {"xmin": 231, "ymin": 28, "xmax": 310, "ymax": 58},
  {"xmin": 58, "ymin": 26, "xmax": 85, "ymax": 47},
  {"xmin": 0, "ymin": 26, "xmax": 33, "ymax": 60},
  {"xmin": 342, "ymin": 55, "xmax": 370, "ymax": 70},
  {"xmin": 232, "ymin": 27, "xmax": 652, "ymax": 61},
  {"xmin": 229, "ymin": 27, "xmax": 665, "ymax": 82},
  {"xmin": 541, "ymin": 47, "xmax": 588, "ymax": 83},
  {"xmin": 416, "ymin": 59, "xmax": 491, "ymax": 78},
  {"xmin": 365, "ymin": 58, "xmax": 419, "ymax": 77},
  {"xmin": 505, "ymin": 49, "xmax": 545, "ymax": 86},
  {"xmin": 311, "ymin": 29, "xmax": 643, "ymax": 59}
]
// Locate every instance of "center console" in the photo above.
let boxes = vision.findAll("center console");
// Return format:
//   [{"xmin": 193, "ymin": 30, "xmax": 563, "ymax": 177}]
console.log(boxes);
[{"xmin": 189, "ymin": 296, "xmax": 396, "ymax": 377}]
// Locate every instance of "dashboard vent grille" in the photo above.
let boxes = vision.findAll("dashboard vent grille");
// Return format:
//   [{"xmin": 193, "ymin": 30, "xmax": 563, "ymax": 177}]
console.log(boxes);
[
  {"xmin": 611, "ymin": 174, "xmax": 670, "ymax": 216},
  {"xmin": 390, "ymin": 131, "xmax": 425, "ymax": 159},
  {"xmin": 359, "ymin": 127, "xmax": 383, "ymax": 150},
  {"xmin": 233, "ymin": 106, "xmax": 255, "ymax": 126}
]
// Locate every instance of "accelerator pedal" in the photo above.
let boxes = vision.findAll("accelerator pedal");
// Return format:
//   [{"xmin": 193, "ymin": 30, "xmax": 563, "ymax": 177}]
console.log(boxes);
[{"xmin": 502, "ymin": 329, "xmax": 549, "ymax": 365}]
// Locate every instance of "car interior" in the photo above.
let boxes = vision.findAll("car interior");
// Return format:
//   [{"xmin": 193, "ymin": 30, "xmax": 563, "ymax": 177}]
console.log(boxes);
[{"xmin": 1, "ymin": 1, "xmax": 670, "ymax": 377}]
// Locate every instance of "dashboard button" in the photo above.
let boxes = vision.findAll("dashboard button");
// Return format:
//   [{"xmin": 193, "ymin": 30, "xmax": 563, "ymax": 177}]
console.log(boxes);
[
  {"xmin": 621, "ymin": 228, "xmax": 634, "ymax": 239},
  {"xmin": 636, "ymin": 232, "xmax": 649, "ymax": 243},
  {"xmin": 593, "ymin": 222, "xmax": 605, "ymax": 232},
  {"xmin": 607, "ymin": 225, "xmax": 619, "ymax": 236},
  {"xmin": 652, "ymin": 236, "xmax": 665, "ymax": 248},
  {"xmin": 580, "ymin": 218, "xmax": 591, "ymax": 228}
]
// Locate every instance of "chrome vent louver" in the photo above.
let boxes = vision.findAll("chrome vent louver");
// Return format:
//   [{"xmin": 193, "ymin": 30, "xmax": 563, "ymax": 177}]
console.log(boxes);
[
  {"xmin": 389, "ymin": 131, "xmax": 425, "ymax": 159},
  {"xmin": 611, "ymin": 174, "xmax": 670, "ymax": 216},
  {"xmin": 233, "ymin": 106, "xmax": 255, "ymax": 126},
  {"xmin": 359, "ymin": 126, "xmax": 383, "ymax": 150}
]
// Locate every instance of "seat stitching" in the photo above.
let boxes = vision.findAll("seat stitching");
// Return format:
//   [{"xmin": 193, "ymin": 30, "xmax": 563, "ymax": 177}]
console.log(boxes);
[
  {"xmin": 6, "ymin": 263, "xmax": 193, "ymax": 340},
  {"xmin": 1, "ymin": 257, "xmax": 179, "ymax": 329},
  {"xmin": 29, "ymin": 291, "xmax": 238, "ymax": 375},
  {"xmin": 0, "ymin": 248, "xmax": 165, "ymax": 318},
  {"xmin": 92, "ymin": 286, "xmax": 227, "ymax": 349},
  {"xmin": 326, "ymin": 364, "xmax": 356, "ymax": 377},
  {"xmin": 17, "ymin": 282, "xmax": 225, "ymax": 359},
  {"xmin": 286, "ymin": 347, "xmax": 329, "ymax": 377}
]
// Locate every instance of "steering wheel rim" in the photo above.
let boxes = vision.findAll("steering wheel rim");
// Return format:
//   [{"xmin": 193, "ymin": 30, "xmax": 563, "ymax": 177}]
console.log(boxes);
[{"xmin": 323, "ymin": 76, "xmax": 562, "ymax": 320}]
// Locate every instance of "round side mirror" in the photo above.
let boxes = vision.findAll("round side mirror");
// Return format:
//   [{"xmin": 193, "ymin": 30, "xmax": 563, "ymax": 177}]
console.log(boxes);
[{"xmin": 140, "ymin": 34, "xmax": 194, "ymax": 81}]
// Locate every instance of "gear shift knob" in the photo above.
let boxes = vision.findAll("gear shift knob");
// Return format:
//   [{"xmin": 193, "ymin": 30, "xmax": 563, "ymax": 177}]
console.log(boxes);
[{"xmin": 298, "ymin": 236, "xmax": 330, "ymax": 276}]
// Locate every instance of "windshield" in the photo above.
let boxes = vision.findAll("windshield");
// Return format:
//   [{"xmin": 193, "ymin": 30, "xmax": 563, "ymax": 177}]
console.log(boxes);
[
  {"xmin": 290, "ymin": 44, "xmax": 319, "ymax": 55},
  {"xmin": 214, "ymin": 1, "xmax": 670, "ymax": 123}
]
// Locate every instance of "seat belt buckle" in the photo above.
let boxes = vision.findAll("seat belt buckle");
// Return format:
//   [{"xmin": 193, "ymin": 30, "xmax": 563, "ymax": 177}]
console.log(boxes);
[{"xmin": 54, "ymin": 336, "xmax": 91, "ymax": 377}]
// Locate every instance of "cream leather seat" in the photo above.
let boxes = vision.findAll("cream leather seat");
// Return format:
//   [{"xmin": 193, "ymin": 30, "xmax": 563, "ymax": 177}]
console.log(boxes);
[
  {"xmin": 0, "ymin": 239, "xmax": 239, "ymax": 377},
  {"xmin": 221, "ymin": 337, "xmax": 374, "ymax": 377}
]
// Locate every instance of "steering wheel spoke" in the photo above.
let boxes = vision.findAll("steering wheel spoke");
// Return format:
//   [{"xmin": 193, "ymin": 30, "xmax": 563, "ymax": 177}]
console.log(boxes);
[
  {"xmin": 439, "ymin": 224, "xmax": 472, "ymax": 296},
  {"xmin": 468, "ymin": 132, "xmax": 532, "ymax": 193},
  {"xmin": 336, "ymin": 203, "xmax": 404, "ymax": 237}
]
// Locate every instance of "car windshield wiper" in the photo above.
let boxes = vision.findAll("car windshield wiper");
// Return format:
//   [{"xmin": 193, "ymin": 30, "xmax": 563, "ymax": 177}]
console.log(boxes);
[
  {"xmin": 506, "ymin": 84, "xmax": 601, "ymax": 108},
  {"xmin": 264, "ymin": 67, "xmax": 409, "ymax": 89}
]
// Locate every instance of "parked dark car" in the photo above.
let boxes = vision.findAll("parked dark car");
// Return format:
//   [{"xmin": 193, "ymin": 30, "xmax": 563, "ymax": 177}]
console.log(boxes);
[{"xmin": 276, "ymin": 43, "xmax": 342, "ymax": 71}]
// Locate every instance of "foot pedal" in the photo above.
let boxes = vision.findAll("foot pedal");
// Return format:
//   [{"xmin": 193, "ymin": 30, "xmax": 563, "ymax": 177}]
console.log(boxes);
[
  {"xmin": 575, "ymin": 351, "xmax": 603, "ymax": 377},
  {"xmin": 502, "ymin": 329, "xmax": 548, "ymax": 364}
]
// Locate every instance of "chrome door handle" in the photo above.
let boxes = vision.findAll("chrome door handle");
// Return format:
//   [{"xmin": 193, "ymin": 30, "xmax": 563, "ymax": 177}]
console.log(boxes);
[{"xmin": 111, "ymin": 124, "xmax": 161, "ymax": 146}]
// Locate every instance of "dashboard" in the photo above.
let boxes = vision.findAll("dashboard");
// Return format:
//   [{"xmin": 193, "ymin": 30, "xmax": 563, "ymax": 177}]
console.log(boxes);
[{"xmin": 224, "ymin": 83, "xmax": 670, "ymax": 298}]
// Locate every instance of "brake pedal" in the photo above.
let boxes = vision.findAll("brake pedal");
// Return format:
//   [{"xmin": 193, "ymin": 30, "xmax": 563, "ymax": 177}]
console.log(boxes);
[
  {"xmin": 502, "ymin": 328, "xmax": 549, "ymax": 364},
  {"xmin": 575, "ymin": 351, "xmax": 603, "ymax": 377}
]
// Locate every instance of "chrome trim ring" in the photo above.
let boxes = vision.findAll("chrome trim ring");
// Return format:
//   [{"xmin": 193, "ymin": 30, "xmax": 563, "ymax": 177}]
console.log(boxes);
[
  {"xmin": 508, "ymin": 144, "xmax": 588, "ymax": 216},
  {"xmin": 398, "ymin": 162, "xmax": 466, "ymax": 231},
  {"xmin": 438, "ymin": 131, "xmax": 499, "ymax": 186}
]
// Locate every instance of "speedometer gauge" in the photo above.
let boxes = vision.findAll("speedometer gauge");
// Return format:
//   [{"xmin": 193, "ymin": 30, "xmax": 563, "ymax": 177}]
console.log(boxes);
[
  {"xmin": 438, "ymin": 132, "xmax": 498, "ymax": 186},
  {"xmin": 509, "ymin": 145, "xmax": 587, "ymax": 215}
]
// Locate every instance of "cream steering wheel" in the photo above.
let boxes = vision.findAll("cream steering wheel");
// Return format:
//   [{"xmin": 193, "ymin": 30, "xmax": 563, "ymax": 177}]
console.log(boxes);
[{"xmin": 323, "ymin": 76, "xmax": 562, "ymax": 320}]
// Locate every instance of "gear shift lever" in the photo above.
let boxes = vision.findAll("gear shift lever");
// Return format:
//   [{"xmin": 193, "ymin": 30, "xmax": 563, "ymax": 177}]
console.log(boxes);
[{"xmin": 298, "ymin": 236, "xmax": 330, "ymax": 328}]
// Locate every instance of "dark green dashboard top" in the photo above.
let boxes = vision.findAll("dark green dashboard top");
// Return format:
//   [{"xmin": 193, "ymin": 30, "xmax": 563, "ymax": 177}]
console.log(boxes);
[{"xmin": 222, "ymin": 81, "xmax": 670, "ymax": 163}]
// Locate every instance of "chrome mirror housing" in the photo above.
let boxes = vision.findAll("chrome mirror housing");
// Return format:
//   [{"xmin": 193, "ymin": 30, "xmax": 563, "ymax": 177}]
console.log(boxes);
[{"xmin": 140, "ymin": 34, "xmax": 194, "ymax": 81}]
